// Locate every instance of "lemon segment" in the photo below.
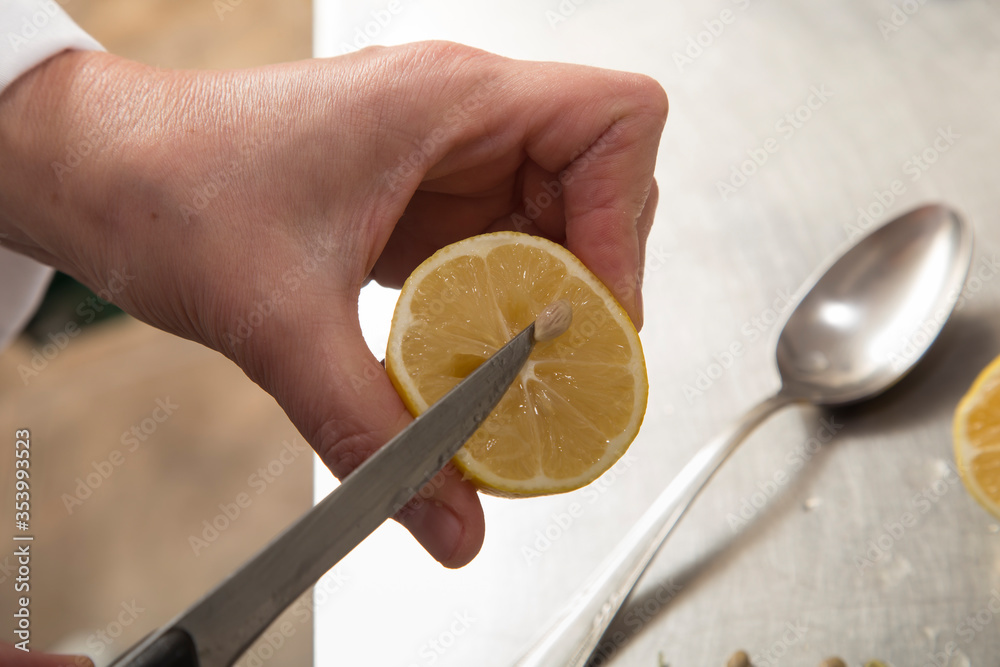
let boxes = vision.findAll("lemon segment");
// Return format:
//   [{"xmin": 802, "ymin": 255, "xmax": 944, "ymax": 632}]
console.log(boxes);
[{"xmin": 386, "ymin": 232, "xmax": 648, "ymax": 497}]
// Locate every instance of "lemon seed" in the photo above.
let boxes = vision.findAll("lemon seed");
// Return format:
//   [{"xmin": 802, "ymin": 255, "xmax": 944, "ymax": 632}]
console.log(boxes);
[{"xmin": 534, "ymin": 299, "xmax": 573, "ymax": 342}]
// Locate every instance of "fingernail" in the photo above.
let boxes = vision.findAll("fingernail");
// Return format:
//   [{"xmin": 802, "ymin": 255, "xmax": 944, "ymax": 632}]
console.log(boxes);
[{"xmin": 400, "ymin": 500, "xmax": 463, "ymax": 565}]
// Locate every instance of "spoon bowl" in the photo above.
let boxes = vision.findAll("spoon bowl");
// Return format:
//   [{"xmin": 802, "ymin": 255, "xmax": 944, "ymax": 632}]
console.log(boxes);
[
  {"xmin": 515, "ymin": 203, "xmax": 974, "ymax": 667},
  {"xmin": 778, "ymin": 204, "xmax": 973, "ymax": 404}
]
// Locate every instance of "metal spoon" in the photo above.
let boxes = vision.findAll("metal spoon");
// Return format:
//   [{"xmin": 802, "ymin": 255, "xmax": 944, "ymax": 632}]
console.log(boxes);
[{"xmin": 514, "ymin": 203, "xmax": 974, "ymax": 667}]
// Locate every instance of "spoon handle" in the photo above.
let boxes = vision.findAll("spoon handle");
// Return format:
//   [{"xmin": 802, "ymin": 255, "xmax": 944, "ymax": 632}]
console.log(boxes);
[{"xmin": 514, "ymin": 392, "xmax": 795, "ymax": 667}]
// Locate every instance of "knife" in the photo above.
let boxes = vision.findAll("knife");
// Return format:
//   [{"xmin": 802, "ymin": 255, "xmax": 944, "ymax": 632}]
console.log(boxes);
[{"xmin": 109, "ymin": 321, "xmax": 538, "ymax": 667}]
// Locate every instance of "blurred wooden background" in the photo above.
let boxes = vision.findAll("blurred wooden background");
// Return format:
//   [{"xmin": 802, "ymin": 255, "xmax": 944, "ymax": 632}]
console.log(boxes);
[
  {"xmin": 0, "ymin": 2, "xmax": 313, "ymax": 666},
  {"xmin": 69, "ymin": 0, "xmax": 311, "ymax": 68}
]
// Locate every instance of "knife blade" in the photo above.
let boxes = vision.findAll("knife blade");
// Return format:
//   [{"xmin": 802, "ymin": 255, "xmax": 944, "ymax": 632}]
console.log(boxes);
[{"xmin": 110, "ymin": 322, "xmax": 537, "ymax": 667}]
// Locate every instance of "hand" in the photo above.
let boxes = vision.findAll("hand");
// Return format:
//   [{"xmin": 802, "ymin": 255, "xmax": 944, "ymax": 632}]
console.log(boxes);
[
  {"xmin": 0, "ymin": 642, "xmax": 92, "ymax": 667},
  {"xmin": 0, "ymin": 41, "xmax": 667, "ymax": 567}
]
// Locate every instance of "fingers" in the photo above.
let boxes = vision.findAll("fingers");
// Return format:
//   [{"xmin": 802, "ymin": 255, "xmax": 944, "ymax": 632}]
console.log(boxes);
[
  {"xmin": 371, "ymin": 158, "xmax": 568, "ymax": 288},
  {"xmin": 406, "ymin": 51, "xmax": 667, "ymax": 328},
  {"xmin": 514, "ymin": 159, "xmax": 568, "ymax": 241},
  {"xmin": 354, "ymin": 44, "xmax": 666, "ymax": 326},
  {"xmin": 522, "ymin": 72, "xmax": 667, "ymax": 330},
  {"xmin": 369, "ymin": 187, "xmax": 513, "ymax": 288},
  {"xmin": 247, "ymin": 298, "xmax": 485, "ymax": 568}
]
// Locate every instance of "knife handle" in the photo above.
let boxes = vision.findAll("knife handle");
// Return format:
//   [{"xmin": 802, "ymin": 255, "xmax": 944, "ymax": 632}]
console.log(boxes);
[{"xmin": 109, "ymin": 628, "xmax": 199, "ymax": 667}]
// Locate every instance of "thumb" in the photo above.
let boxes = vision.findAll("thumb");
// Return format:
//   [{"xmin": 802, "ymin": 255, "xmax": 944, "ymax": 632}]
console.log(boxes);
[{"xmin": 251, "ymin": 300, "xmax": 485, "ymax": 568}]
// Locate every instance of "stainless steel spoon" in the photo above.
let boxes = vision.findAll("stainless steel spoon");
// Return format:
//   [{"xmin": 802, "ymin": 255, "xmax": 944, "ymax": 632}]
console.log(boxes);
[{"xmin": 514, "ymin": 203, "xmax": 974, "ymax": 667}]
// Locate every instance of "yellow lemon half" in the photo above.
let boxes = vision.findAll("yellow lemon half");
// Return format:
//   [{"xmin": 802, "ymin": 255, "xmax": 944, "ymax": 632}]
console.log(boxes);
[{"xmin": 386, "ymin": 232, "xmax": 648, "ymax": 497}]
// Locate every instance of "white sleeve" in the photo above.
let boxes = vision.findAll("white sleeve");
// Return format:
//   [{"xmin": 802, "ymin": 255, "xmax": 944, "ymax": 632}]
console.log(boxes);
[{"xmin": 0, "ymin": 1, "xmax": 104, "ymax": 350}]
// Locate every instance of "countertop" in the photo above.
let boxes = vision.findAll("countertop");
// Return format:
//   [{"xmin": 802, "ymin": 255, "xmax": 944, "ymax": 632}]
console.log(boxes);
[{"xmin": 311, "ymin": 1, "xmax": 1000, "ymax": 665}]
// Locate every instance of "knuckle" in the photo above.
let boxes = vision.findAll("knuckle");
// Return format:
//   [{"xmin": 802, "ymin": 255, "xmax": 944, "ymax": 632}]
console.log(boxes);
[
  {"xmin": 384, "ymin": 40, "xmax": 497, "ymax": 81},
  {"xmin": 408, "ymin": 40, "xmax": 495, "ymax": 67},
  {"xmin": 314, "ymin": 419, "xmax": 384, "ymax": 479},
  {"xmin": 313, "ymin": 408, "xmax": 410, "ymax": 480}
]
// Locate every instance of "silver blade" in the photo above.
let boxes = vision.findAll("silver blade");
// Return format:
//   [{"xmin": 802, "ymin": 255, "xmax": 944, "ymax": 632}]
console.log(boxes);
[{"xmin": 111, "ymin": 323, "xmax": 537, "ymax": 667}]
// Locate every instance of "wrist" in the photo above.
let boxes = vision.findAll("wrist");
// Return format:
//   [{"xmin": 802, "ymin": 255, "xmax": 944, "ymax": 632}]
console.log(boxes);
[{"xmin": 0, "ymin": 49, "xmax": 148, "ymax": 284}]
